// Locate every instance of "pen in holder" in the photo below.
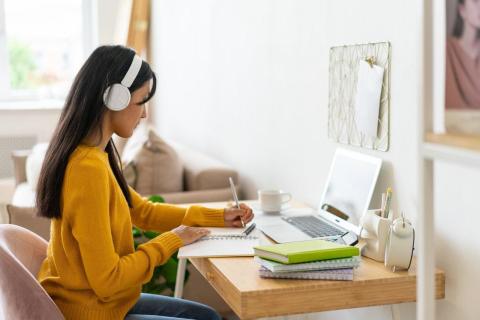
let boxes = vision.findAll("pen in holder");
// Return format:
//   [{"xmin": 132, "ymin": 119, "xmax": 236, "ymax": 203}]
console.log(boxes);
[{"xmin": 359, "ymin": 209, "xmax": 392, "ymax": 262}]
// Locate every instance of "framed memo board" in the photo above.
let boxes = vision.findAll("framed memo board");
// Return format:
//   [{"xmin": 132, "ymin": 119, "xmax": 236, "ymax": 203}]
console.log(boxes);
[{"xmin": 328, "ymin": 42, "xmax": 391, "ymax": 151}]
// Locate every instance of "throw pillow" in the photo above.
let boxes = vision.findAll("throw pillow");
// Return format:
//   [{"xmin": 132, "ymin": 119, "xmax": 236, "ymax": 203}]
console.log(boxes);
[
  {"xmin": 25, "ymin": 143, "xmax": 49, "ymax": 190},
  {"xmin": 122, "ymin": 127, "xmax": 183, "ymax": 195},
  {"xmin": 6, "ymin": 205, "xmax": 50, "ymax": 241}
]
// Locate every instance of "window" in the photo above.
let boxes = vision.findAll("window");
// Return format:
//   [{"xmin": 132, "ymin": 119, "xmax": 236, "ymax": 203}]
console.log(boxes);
[{"xmin": 0, "ymin": 0, "xmax": 97, "ymax": 104}]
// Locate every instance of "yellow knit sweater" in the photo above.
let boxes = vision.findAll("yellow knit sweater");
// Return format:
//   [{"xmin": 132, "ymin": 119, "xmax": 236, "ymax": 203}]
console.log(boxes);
[{"xmin": 37, "ymin": 145, "xmax": 225, "ymax": 320}]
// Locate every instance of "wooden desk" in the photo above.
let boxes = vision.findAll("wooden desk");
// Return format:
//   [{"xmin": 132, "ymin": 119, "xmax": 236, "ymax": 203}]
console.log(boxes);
[
  {"xmin": 189, "ymin": 256, "xmax": 444, "ymax": 319},
  {"xmin": 176, "ymin": 201, "xmax": 445, "ymax": 319}
]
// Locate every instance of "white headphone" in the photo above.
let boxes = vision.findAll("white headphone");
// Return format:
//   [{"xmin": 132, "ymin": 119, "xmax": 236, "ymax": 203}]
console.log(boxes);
[{"xmin": 103, "ymin": 54, "xmax": 143, "ymax": 111}]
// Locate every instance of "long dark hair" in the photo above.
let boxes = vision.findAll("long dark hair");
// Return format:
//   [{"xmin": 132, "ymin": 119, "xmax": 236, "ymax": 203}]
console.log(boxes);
[
  {"xmin": 36, "ymin": 45, "xmax": 156, "ymax": 219},
  {"xmin": 452, "ymin": 0, "xmax": 480, "ymax": 38}
]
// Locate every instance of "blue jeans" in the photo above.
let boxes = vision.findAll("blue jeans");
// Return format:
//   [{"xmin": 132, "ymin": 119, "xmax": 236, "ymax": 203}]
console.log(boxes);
[{"xmin": 125, "ymin": 293, "xmax": 222, "ymax": 320}]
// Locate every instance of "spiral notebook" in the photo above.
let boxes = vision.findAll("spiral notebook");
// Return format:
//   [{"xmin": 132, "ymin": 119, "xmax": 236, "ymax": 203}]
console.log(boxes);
[
  {"xmin": 258, "ymin": 266, "xmax": 354, "ymax": 281},
  {"xmin": 254, "ymin": 256, "xmax": 361, "ymax": 273},
  {"xmin": 177, "ymin": 226, "xmax": 260, "ymax": 258}
]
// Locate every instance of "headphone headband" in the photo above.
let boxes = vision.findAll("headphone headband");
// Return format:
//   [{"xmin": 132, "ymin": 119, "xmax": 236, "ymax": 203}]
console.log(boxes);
[
  {"xmin": 103, "ymin": 53, "xmax": 143, "ymax": 111},
  {"xmin": 121, "ymin": 55, "xmax": 142, "ymax": 88}
]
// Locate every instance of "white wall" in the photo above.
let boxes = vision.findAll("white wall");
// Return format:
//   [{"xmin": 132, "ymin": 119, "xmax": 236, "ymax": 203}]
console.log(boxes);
[
  {"xmin": 151, "ymin": 0, "xmax": 420, "ymax": 210},
  {"xmin": 151, "ymin": 0, "xmax": 418, "ymax": 319},
  {"xmin": 434, "ymin": 162, "xmax": 480, "ymax": 320},
  {"xmin": 151, "ymin": 1, "xmax": 480, "ymax": 319}
]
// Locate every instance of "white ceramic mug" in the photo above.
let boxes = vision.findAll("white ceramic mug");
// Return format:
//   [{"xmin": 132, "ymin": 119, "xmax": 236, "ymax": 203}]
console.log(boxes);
[{"xmin": 258, "ymin": 189, "xmax": 292, "ymax": 212}]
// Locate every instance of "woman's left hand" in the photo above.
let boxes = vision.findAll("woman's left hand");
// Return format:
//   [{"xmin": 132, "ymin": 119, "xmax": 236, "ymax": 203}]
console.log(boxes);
[{"xmin": 224, "ymin": 203, "xmax": 254, "ymax": 227}]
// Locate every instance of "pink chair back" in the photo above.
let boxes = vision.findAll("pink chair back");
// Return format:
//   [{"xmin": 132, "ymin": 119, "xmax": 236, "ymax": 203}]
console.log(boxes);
[{"xmin": 0, "ymin": 224, "xmax": 64, "ymax": 320}]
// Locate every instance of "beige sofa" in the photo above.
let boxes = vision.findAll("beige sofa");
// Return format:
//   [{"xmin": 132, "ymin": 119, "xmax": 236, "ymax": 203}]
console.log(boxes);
[{"xmin": 10, "ymin": 141, "xmax": 240, "ymax": 207}]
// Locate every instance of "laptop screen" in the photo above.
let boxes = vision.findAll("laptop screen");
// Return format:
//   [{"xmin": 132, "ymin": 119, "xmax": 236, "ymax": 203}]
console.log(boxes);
[{"xmin": 319, "ymin": 149, "xmax": 382, "ymax": 227}]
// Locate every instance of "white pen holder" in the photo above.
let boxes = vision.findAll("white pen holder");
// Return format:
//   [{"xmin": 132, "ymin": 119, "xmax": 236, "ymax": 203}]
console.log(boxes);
[{"xmin": 359, "ymin": 209, "xmax": 392, "ymax": 262}]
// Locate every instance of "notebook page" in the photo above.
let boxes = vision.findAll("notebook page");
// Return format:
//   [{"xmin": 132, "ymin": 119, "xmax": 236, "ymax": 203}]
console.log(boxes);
[
  {"xmin": 204, "ymin": 226, "xmax": 248, "ymax": 237},
  {"xmin": 177, "ymin": 237, "xmax": 259, "ymax": 258}
]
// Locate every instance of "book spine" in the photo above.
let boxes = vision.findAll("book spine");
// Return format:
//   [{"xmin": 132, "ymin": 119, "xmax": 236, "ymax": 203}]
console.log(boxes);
[
  {"xmin": 259, "ymin": 269, "xmax": 353, "ymax": 281},
  {"xmin": 272, "ymin": 262, "xmax": 359, "ymax": 272},
  {"xmin": 255, "ymin": 256, "xmax": 362, "ymax": 272},
  {"xmin": 288, "ymin": 247, "xmax": 359, "ymax": 264}
]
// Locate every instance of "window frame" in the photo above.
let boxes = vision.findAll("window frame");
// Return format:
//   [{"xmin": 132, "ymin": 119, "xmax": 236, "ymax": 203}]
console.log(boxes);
[
  {"xmin": 0, "ymin": 0, "xmax": 10, "ymax": 98},
  {"xmin": 0, "ymin": 0, "xmax": 98, "ymax": 107}
]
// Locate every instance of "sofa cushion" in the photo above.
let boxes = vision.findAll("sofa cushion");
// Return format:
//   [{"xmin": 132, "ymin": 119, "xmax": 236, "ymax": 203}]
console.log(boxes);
[
  {"xmin": 122, "ymin": 127, "xmax": 183, "ymax": 195},
  {"xmin": 6, "ymin": 205, "xmax": 50, "ymax": 241},
  {"xmin": 161, "ymin": 188, "xmax": 234, "ymax": 204},
  {"xmin": 170, "ymin": 141, "xmax": 238, "ymax": 191},
  {"xmin": 25, "ymin": 143, "xmax": 48, "ymax": 191},
  {"xmin": 11, "ymin": 183, "xmax": 35, "ymax": 207}
]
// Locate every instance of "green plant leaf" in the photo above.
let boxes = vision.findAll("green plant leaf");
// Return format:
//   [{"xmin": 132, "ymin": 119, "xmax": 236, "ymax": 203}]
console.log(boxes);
[
  {"xmin": 152, "ymin": 265, "xmax": 164, "ymax": 279},
  {"xmin": 142, "ymin": 282, "xmax": 168, "ymax": 295},
  {"xmin": 162, "ymin": 258, "xmax": 179, "ymax": 286},
  {"xmin": 132, "ymin": 227, "xmax": 142, "ymax": 238},
  {"xmin": 148, "ymin": 195, "xmax": 165, "ymax": 203},
  {"xmin": 143, "ymin": 230, "xmax": 160, "ymax": 239}
]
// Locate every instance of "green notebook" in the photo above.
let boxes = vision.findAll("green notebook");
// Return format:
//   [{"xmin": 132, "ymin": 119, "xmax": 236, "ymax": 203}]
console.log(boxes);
[{"xmin": 253, "ymin": 239, "xmax": 359, "ymax": 264}]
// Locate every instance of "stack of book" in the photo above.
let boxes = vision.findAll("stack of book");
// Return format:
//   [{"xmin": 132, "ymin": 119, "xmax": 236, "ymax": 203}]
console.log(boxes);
[{"xmin": 253, "ymin": 239, "xmax": 361, "ymax": 281}]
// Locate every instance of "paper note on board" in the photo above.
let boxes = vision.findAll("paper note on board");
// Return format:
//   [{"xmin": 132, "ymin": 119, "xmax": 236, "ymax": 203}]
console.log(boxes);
[{"xmin": 354, "ymin": 60, "xmax": 385, "ymax": 138}]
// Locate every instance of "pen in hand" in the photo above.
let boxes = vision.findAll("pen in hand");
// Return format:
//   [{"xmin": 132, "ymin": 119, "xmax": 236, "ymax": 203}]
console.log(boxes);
[
  {"xmin": 242, "ymin": 223, "xmax": 256, "ymax": 236},
  {"xmin": 228, "ymin": 177, "xmax": 245, "ymax": 227}
]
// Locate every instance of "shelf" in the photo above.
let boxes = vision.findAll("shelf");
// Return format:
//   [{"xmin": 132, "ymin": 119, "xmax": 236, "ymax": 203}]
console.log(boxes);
[
  {"xmin": 426, "ymin": 133, "xmax": 480, "ymax": 151},
  {"xmin": 423, "ymin": 133, "xmax": 480, "ymax": 167}
]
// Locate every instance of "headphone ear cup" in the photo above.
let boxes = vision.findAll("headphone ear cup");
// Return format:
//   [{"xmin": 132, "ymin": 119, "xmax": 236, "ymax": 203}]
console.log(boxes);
[{"xmin": 103, "ymin": 84, "xmax": 131, "ymax": 111}]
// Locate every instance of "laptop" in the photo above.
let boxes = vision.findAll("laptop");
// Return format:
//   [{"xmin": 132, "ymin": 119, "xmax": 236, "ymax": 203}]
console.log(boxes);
[{"xmin": 258, "ymin": 148, "xmax": 382, "ymax": 246}]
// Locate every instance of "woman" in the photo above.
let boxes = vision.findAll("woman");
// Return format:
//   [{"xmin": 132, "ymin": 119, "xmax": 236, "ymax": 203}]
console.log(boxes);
[
  {"xmin": 36, "ymin": 45, "xmax": 253, "ymax": 320},
  {"xmin": 445, "ymin": 0, "xmax": 480, "ymax": 109}
]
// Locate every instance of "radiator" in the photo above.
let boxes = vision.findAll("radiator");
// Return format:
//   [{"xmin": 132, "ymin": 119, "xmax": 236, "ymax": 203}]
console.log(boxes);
[{"xmin": 0, "ymin": 136, "xmax": 37, "ymax": 178}]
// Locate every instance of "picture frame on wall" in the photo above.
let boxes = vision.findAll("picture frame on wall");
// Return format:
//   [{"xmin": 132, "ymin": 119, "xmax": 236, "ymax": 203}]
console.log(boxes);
[{"xmin": 444, "ymin": 0, "xmax": 480, "ymax": 136}]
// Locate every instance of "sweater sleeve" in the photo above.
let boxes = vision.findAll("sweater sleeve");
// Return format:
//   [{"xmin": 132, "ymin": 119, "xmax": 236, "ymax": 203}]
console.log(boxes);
[
  {"xmin": 129, "ymin": 187, "xmax": 225, "ymax": 230},
  {"xmin": 64, "ymin": 161, "xmax": 183, "ymax": 300}
]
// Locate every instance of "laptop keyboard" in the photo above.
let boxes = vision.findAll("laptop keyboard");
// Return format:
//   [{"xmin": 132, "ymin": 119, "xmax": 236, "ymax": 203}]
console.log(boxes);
[{"xmin": 282, "ymin": 215, "xmax": 344, "ymax": 238}]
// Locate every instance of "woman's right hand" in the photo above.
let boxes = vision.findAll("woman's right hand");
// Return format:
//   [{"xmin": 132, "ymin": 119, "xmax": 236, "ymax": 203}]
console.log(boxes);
[{"xmin": 172, "ymin": 225, "xmax": 210, "ymax": 245}]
